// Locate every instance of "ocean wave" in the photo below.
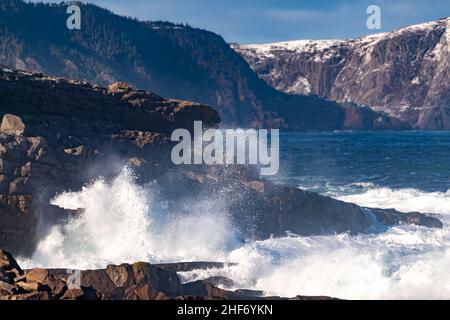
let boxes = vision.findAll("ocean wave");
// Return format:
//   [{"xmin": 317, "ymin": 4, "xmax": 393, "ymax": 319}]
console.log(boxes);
[
  {"xmin": 336, "ymin": 186, "xmax": 450, "ymax": 215},
  {"xmin": 20, "ymin": 167, "xmax": 238, "ymax": 270},
  {"xmin": 181, "ymin": 185, "xmax": 450, "ymax": 299}
]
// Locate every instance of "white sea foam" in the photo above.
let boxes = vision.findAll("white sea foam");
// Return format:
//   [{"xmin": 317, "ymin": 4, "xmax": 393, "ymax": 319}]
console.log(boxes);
[
  {"xmin": 336, "ymin": 187, "xmax": 450, "ymax": 215},
  {"xmin": 20, "ymin": 167, "xmax": 238, "ymax": 270},
  {"xmin": 196, "ymin": 186, "xmax": 450, "ymax": 299},
  {"xmin": 20, "ymin": 170, "xmax": 450, "ymax": 299}
]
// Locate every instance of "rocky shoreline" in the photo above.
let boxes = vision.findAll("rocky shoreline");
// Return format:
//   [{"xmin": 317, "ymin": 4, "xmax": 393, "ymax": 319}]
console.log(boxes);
[{"xmin": 0, "ymin": 249, "xmax": 337, "ymax": 300}]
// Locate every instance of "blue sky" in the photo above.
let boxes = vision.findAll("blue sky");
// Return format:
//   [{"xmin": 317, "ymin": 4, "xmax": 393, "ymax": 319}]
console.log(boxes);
[{"xmin": 35, "ymin": 0, "xmax": 450, "ymax": 43}]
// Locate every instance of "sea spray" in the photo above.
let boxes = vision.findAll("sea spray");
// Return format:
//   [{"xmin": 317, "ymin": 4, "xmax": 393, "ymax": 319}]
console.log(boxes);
[
  {"xmin": 21, "ymin": 167, "xmax": 239, "ymax": 269},
  {"xmin": 179, "ymin": 186, "xmax": 450, "ymax": 299},
  {"xmin": 27, "ymin": 167, "xmax": 154, "ymax": 269},
  {"xmin": 336, "ymin": 187, "xmax": 450, "ymax": 215},
  {"xmin": 20, "ymin": 168, "xmax": 450, "ymax": 299}
]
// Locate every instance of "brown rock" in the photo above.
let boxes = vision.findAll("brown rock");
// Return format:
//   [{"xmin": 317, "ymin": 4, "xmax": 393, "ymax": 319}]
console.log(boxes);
[
  {"xmin": 154, "ymin": 291, "xmax": 168, "ymax": 300},
  {"xmin": 78, "ymin": 269, "xmax": 118, "ymax": 299},
  {"xmin": 26, "ymin": 268, "xmax": 65, "ymax": 294},
  {"xmin": 13, "ymin": 274, "xmax": 27, "ymax": 283},
  {"xmin": 0, "ymin": 249, "xmax": 23, "ymax": 276},
  {"xmin": 61, "ymin": 287, "xmax": 101, "ymax": 300},
  {"xmin": 132, "ymin": 262, "xmax": 182, "ymax": 296},
  {"xmin": 106, "ymin": 264, "xmax": 133, "ymax": 288},
  {"xmin": 105, "ymin": 262, "xmax": 184, "ymax": 298},
  {"xmin": 123, "ymin": 284, "xmax": 155, "ymax": 300},
  {"xmin": 16, "ymin": 281, "xmax": 44, "ymax": 292},
  {"xmin": 10, "ymin": 291, "xmax": 51, "ymax": 300},
  {"xmin": 25, "ymin": 269, "xmax": 49, "ymax": 283},
  {"xmin": 0, "ymin": 280, "xmax": 16, "ymax": 295},
  {"xmin": 0, "ymin": 114, "xmax": 25, "ymax": 136},
  {"xmin": 131, "ymin": 262, "xmax": 152, "ymax": 286}
]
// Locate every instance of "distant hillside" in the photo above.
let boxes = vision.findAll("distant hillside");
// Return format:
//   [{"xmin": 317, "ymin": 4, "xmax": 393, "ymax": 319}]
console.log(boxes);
[
  {"xmin": 0, "ymin": 0, "xmax": 407, "ymax": 130},
  {"xmin": 234, "ymin": 18, "xmax": 450, "ymax": 130}
]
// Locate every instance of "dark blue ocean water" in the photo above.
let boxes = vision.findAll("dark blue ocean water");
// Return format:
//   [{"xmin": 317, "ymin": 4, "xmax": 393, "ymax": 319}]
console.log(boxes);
[{"xmin": 274, "ymin": 131, "xmax": 450, "ymax": 194}]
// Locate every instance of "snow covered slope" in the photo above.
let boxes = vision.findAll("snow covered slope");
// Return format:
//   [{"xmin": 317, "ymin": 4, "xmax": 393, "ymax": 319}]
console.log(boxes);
[{"xmin": 233, "ymin": 18, "xmax": 450, "ymax": 129}]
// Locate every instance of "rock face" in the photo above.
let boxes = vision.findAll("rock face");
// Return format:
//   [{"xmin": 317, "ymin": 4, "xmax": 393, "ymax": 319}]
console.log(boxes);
[
  {"xmin": 0, "ymin": 65, "xmax": 218, "ymax": 256},
  {"xmin": 0, "ymin": 249, "xmax": 336, "ymax": 300},
  {"xmin": 234, "ymin": 18, "xmax": 450, "ymax": 129},
  {"xmin": 0, "ymin": 0, "xmax": 406, "ymax": 131},
  {"xmin": 161, "ymin": 167, "xmax": 442, "ymax": 240},
  {"xmin": 0, "ymin": 66, "xmax": 443, "ymax": 256}
]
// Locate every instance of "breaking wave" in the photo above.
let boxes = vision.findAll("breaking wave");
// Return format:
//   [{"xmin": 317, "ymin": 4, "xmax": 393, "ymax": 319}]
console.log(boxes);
[
  {"xmin": 20, "ymin": 169, "xmax": 450, "ymax": 299},
  {"xmin": 21, "ymin": 167, "xmax": 238, "ymax": 270},
  {"xmin": 181, "ymin": 186, "xmax": 450, "ymax": 299},
  {"xmin": 336, "ymin": 187, "xmax": 450, "ymax": 215}
]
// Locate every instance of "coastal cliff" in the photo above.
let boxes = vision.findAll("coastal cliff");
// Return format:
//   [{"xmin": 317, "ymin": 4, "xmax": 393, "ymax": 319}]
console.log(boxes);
[{"xmin": 234, "ymin": 18, "xmax": 450, "ymax": 129}]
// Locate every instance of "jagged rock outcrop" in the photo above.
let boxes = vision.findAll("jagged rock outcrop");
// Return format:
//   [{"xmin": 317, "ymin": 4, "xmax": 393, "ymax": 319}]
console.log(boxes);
[
  {"xmin": 0, "ymin": 65, "xmax": 218, "ymax": 256},
  {"xmin": 160, "ymin": 167, "xmax": 442, "ymax": 239},
  {"xmin": 0, "ymin": 249, "xmax": 336, "ymax": 300},
  {"xmin": 234, "ymin": 18, "xmax": 450, "ymax": 129},
  {"xmin": 0, "ymin": 66, "xmax": 443, "ymax": 256}
]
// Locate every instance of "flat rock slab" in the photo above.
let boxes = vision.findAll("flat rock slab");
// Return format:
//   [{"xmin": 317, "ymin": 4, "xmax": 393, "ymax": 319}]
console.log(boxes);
[{"xmin": 155, "ymin": 262, "xmax": 237, "ymax": 273}]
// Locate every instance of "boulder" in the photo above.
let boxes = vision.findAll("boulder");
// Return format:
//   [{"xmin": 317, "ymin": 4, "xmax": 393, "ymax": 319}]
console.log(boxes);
[
  {"xmin": 132, "ymin": 262, "xmax": 182, "ymax": 296},
  {"xmin": 0, "ymin": 114, "xmax": 25, "ymax": 136},
  {"xmin": 25, "ymin": 268, "xmax": 65, "ymax": 294},
  {"xmin": 78, "ymin": 269, "xmax": 119, "ymax": 299},
  {"xmin": 0, "ymin": 249, "xmax": 23, "ymax": 280},
  {"xmin": 105, "ymin": 264, "xmax": 134, "ymax": 288},
  {"xmin": 15, "ymin": 281, "xmax": 45, "ymax": 292},
  {"xmin": 105, "ymin": 262, "xmax": 183, "ymax": 297},
  {"xmin": 0, "ymin": 280, "xmax": 16, "ymax": 295}
]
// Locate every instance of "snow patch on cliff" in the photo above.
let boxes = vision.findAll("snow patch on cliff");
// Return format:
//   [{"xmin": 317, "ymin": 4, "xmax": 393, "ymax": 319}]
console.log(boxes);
[{"xmin": 285, "ymin": 76, "xmax": 312, "ymax": 95}]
